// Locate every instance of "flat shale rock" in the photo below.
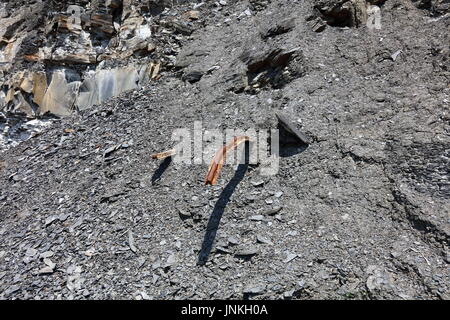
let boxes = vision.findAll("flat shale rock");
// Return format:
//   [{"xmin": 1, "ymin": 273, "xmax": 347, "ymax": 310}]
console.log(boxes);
[{"xmin": 235, "ymin": 246, "xmax": 259, "ymax": 258}]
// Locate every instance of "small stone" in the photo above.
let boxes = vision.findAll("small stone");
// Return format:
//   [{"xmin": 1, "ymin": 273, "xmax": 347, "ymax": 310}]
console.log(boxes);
[
  {"xmin": 276, "ymin": 112, "xmax": 311, "ymax": 144},
  {"xmin": 193, "ymin": 2, "xmax": 204, "ymax": 9},
  {"xmin": 365, "ymin": 265, "xmax": 394, "ymax": 293},
  {"xmin": 311, "ymin": 18, "xmax": 326, "ymax": 32},
  {"xmin": 283, "ymin": 289, "xmax": 295, "ymax": 298},
  {"xmin": 25, "ymin": 248, "xmax": 37, "ymax": 257},
  {"xmin": 444, "ymin": 253, "xmax": 450, "ymax": 264},
  {"xmin": 245, "ymin": 195, "xmax": 257, "ymax": 202},
  {"xmin": 256, "ymin": 235, "xmax": 272, "ymax": 245},
  {"xmin": 283, "ymin": 252, "xmax": 298, "ymax": 263},
  {"xmin": 12, "ymin": 274, "xmax": 21, "ymax": 284},
  {"xmin": 83, "ymin": 248, "xmax": 95, "ymax": 257},
  {"xmin": 227, "ymin": 236, "xmax": 240, "ymax": 245},
  {"xmin": 315, "ymin": 257, "xmax": 326, "ymax": 263},
  {"xmin": 6, "ymin": 285, "xmax": 20, "ymax": 295},
  {"xmin": 391, "ymin": 50, "xmax": 402, "ymax": 61},
  {"xmin": 297, "ymin": 280, "xmax": 306, "ymax": 289},
  {"xmin": 263, "ymin": 206, "xmax": 282, "ymax": 216},
  {"xmin": 137, "ymin": 256, "xmax": 146, "ymax": 268},
  {"xmin": 67, "ymin": 264, "xmax": 82, "ymax": 275},
  {"xmin": 216, "ymin": 239, "xmax": 228, "ymax": 248},
  {"xmin": 152, "ymin": 259, "xmax": 161, "ymax": 270},
  {"xmin": 235, "ymin": 246, "xmax": 259, "ymax": 257},
  {"xmin": 184, "ymin": 10, "xmax": 200, "ymax": 20},
  {"xmin": 249, "ymin": 215, "xmax": 264, "ymax": 221},
  {"xmin": 104, "ymin": 144, "xmax": 120, "ymax": 157},
  {"xmin": 114, "ymin": 224, "xmax": 125, "ymax": 232},
  {"xmin": 38, "ymin": 266, "xmax": 54, "ymax": 275},
  {"xmin": 274, "ymin": 191, "xmax": 283, "ymax": 198},
  {"xmin": 243, "ymin": 284, "xmax": 266, "ymax": 294},
  {"xmin": 318, "ymin": 270, "xmax": 330, "ymax": 279},
  {"xmin": 67, "ymin": 272, "xmax": 82, "ymax": 292},
  {"xmin": 164, "ymin": 254, "xmax": 176, "ymax": 268},
  {"xmin": 216, "ymin": 246, "xmax": 232, "ymax": 254},
  {"xmin": 45, "ymin": 215, "xmax": 58, "ymax": 226},
  {"xmin": 40, "ymin": 251, "xmax": 54, "ymax": 259},
  {"xmin": 375, "ymin": 95, "xmax": 385, "ymax": 102},
  {"xmin": 178, "ymin": 208, "xmax": 191, "ymax": 219},
  {"xmin": 43, "ymin": 258, "xmax": 56, "ymax": 269},
  {"xmin": 128, "ymin": 230, "xmax": 138, "ymax": 253},
  {"xmin": 251, "ymin": 180, "xmax": 264, "ymax": 187},
  {"xmin": 69, "ymin": 218, "xmax": 83, "ymax": 233},
  {"xmin": 23, "ymin": 256, "xmax": 34, "ymax": 264},
  {"xmin": 141, "ymin": 291, "xmax": 151, "ymax": 300},
  {"xmin": 58, "ymin": 213, "xmax": 70, "ymax": 221}
]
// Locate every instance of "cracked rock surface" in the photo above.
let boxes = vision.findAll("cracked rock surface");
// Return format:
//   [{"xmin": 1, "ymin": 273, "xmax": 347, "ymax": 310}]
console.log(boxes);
[{"xmin": 0, "ymin": 0, "xmax": 449, "ymax": 300}]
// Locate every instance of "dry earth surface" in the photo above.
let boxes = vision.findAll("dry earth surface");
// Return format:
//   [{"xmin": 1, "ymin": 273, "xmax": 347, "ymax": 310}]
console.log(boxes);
[{"xmin": 0, "ymin": 0, "xmax": 449, "ymax": 300}]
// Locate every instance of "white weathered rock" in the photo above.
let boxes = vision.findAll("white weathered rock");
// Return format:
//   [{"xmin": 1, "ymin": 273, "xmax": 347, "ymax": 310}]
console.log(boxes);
[
  {"xmin": 76, "ymin": 66, "xmax": 140, "ymax": 110},
  {"xmin": 40, "ymin": 69, "xmax": 81, "ymax": 116}
]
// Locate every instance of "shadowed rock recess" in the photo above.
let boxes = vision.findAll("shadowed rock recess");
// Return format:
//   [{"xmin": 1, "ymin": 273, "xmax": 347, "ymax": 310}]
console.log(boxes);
[{"xmin": 0, "ymin": 0, "xmax": 449, "ymax": 300}]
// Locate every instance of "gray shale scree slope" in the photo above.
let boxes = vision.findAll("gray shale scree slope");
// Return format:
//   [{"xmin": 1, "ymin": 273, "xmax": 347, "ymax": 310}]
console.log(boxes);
[{"xmin": 0, "ymin": 0, "xmax": 449, "ymax": 300}]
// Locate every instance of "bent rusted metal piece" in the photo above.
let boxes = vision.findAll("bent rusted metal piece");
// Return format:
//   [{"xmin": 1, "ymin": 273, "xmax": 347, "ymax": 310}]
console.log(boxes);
[
  {"xmin": 150, "ymin": 148, "xmax": 176, "ymax": 160},
  {"xmin": 204, "ymin": 136, "xmax": 250, "ymax": 185}
]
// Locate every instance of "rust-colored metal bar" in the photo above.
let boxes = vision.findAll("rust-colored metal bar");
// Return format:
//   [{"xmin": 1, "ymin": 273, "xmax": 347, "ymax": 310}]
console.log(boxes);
[
  {"xmin": 204, "ymin": 136, "xmax": 250, "ymax": 185},
  {"xmin": 151, "ymin": 148, "xmax": 176, "ymax": 160}
]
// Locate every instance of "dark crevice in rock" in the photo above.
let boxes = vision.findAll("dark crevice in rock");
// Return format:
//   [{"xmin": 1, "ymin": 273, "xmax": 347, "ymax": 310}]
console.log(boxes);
[
  {"xmin": 412, "ymin": 0, "xmax": 450, "ymax": 16},
  {"xmin": 314, "ymin": 0, "xmax": 387, "ymax": 28},
  {"xmin": 260, "ymin": 17, "xmax": 296, "ymax": 39},
  {"xmin": 317, "ymin": 4, "xmax": 353, "ymax": 27},
  {"xmin": 391, "ymin": 188, "xmax": 449, "ymax": 248},
  {"xmin": 240, "ymin": 47, "xmax": 307, "ymax": 93},
  {"xmin": 343, "ymin": 150, "xmax": 381, "ymax": 165}
]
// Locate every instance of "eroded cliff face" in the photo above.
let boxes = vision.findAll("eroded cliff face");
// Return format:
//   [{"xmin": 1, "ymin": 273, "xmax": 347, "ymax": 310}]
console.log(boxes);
[
  {"xmin": 0, "ymin": 0, "xmax": 448, "ymax": 118},
  {"xmin": 0, "ymin": 0, "xmax": 201, "ymax": 116}
]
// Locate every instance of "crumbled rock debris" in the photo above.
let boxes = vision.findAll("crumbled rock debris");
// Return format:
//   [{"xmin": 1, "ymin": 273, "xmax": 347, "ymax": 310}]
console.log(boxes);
[{"xmin": 0, "ymin": 0, "xmax": 449, "ymax": 300}]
